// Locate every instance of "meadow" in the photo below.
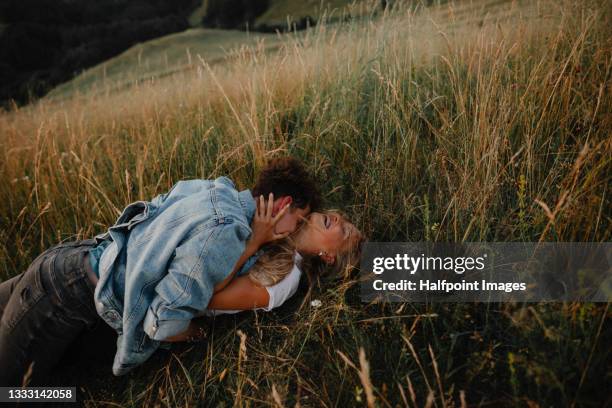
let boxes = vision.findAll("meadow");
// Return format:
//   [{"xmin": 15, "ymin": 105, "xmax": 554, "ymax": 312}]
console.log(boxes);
[{"xmin": 0, "ymin": 0, "xmax": 610, "ymax": 406}]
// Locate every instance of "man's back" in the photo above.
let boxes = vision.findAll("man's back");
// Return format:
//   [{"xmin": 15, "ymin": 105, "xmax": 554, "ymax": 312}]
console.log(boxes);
[{"xmin": 92, "ymin": 176, "xmax": 256, "ymax": 375}]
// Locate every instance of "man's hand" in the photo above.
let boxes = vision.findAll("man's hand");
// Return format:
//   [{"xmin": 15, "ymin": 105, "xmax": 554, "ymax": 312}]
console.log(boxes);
[
  {"xmin": 212, "ymin": 193, "xmax": 289, "ymax": 295},
  {"xmin": 250, "ymin": 193, "xmax": 291, "ymax": 248}
]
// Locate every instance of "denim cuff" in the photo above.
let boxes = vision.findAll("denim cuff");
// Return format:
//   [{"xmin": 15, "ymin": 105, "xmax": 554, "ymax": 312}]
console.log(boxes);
[{"xmin": 143, "ymin": 308, "xmax": 190, "ymax": 341}]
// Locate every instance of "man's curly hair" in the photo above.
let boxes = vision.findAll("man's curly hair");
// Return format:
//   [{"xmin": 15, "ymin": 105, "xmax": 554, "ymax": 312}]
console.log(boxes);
[{"xmin": 252, "ymin": 157, "xmax": 321, "ymax": 211}]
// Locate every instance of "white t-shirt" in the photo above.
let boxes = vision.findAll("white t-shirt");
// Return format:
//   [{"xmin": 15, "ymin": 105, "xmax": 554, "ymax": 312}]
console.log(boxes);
[{"xmin": 198, "ymin": 252, "xmax": 303, "ymax": 317}]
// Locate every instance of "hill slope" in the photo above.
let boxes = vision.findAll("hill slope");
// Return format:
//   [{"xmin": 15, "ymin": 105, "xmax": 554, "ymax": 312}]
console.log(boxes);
[
  {"xmin": 47, "ymin": 28, "xmax": 284, "ymax": 101},
  {"xmin": 48, "ymin": 0, "xmax": 370, "ymax": 101}
]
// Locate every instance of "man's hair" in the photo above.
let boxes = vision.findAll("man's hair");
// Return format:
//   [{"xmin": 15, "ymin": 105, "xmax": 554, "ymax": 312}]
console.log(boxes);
[{"xmin": 252, "ymin": 157, "xmax": 321, "ymax": 211}]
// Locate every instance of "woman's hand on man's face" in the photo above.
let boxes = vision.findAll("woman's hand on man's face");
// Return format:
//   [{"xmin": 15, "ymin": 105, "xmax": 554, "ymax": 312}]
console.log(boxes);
[{"xmin": 250, "ymin": 193, "xmax": 291, "ymax": 248}]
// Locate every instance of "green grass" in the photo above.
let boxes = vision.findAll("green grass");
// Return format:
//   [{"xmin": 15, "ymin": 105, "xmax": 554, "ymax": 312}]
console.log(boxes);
[{"xmin": 0, "ymin": 0, "xmax": 610, "ymax": 406}]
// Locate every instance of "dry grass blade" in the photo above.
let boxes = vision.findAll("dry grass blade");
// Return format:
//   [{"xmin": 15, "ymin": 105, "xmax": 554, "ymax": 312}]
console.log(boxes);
[
  {"xmin": 237, "ymin": 329, "xmax": 248, "ymax": 363},
  {"xmin": 428, "ymin": 345, "xmax": 445, "ymax": 407},
  {"xmin": 336, "ymin": 348, "xmax": 377, "ymax": 408},
  {"xmin": 271, "ymin": 384, "xmax": 285, "ymax": 408}
]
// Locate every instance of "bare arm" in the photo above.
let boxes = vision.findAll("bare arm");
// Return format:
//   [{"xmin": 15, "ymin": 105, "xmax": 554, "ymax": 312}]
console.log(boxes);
[{"xmin": 208, "ymin": 275, "xmax": 270, "ymax": 309}]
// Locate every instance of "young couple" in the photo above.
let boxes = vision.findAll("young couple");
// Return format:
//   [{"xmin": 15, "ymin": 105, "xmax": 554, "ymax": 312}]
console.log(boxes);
[{"xmin": 0, "ymin": 157, "xmax": 364, "ymax": 386}]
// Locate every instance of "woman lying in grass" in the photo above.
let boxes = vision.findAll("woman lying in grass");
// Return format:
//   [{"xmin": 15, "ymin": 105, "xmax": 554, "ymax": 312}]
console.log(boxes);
[
  {"xmin": 0, "ymin": 157, "xmax": 364, "ymax": 385},
  {"xmin": 167, "ymin": 208, "xmax": 364, "ymax": 343}
]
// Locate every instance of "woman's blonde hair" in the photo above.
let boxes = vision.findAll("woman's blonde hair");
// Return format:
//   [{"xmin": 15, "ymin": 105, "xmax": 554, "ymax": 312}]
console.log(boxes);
[
  {"xmin": 247, "ymin": 240, "xmax": 297, "ymax": 286},
  {"xmin": 247, "ymin": 210, "xmax": 366, "ymax": 310}
]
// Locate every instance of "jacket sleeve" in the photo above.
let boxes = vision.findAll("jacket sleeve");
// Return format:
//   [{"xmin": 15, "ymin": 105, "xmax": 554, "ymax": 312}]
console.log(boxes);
[{"xmin": 143, "ymin": 220, "xmax": 251, "ymax": 341}]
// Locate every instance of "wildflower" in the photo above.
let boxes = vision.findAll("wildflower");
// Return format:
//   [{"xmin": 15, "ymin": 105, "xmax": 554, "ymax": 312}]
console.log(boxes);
[
  {"xmin": 310, "ymin": 299, "xmax": 322, "ymax": 308},
  {"xmin": 11, "ymin": 176, "xmax": 29, "ymax": 184}
]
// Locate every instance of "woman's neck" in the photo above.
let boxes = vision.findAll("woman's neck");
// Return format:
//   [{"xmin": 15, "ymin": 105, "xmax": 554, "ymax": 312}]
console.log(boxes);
[{"xmin": 291, "ymin": 230, "xmax": 315, "ymax": 257}]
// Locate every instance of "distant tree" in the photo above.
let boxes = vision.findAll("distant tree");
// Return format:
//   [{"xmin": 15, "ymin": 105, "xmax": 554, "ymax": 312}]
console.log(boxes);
[
  {"xmin": 201, "ymin": 0, "xmax": 268, "ymax": 29},
  {"xmin": 0, "ymin": 0, "xmax": 195, "ymax": 107}
]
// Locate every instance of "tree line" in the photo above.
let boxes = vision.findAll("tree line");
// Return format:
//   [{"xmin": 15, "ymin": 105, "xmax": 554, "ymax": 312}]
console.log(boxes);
[
  {"xmin": 0, "ymin": 0, "xmax": 198, "ymax": 108},
  {"xmin": 0, "ymin": 0, "xmax": 394, "ymax": 108}
]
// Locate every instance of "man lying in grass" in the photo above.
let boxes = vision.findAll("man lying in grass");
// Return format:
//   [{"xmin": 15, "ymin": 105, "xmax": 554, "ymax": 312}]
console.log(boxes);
[{"xmin": 0, "ymin": 157, "xmax": 363, "ymax": 386}]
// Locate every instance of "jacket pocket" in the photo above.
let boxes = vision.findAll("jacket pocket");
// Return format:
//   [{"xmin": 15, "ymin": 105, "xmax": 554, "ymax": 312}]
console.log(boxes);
[{"xmin": 57, "ymin": 250, "xmax": 86, "ymax": 286}]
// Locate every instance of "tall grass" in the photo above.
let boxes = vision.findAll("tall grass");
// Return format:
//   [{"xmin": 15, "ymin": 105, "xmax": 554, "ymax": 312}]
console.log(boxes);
[{"xmin": 0, "ymin": 0, "xmax": 610, "ymax": 406}]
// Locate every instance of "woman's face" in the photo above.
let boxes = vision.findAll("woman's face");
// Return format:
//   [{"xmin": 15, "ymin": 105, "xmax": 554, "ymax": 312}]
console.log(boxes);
[{"xmin": 298, "ymin": 212, "xmax": 361, "ymax": 264}]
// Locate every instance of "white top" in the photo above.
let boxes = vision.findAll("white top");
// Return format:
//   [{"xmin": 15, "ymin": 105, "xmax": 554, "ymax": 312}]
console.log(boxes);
[{"xmin": 198, "ymin": 252, "xmax": 303, "ymax": 317}]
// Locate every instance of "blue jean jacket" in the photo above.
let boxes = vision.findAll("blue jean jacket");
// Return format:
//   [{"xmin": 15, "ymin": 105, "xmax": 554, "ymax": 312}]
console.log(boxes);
[{"xmin": 92, "ymin": 177, "xmax": 257, "ymax": 375}]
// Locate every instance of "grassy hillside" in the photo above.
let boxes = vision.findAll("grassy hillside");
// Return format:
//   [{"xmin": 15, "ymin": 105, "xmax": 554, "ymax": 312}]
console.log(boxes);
[
  {"xmin": 48, "ymin": 0, "xmax": 371, "ymax": 102},
  {"xmin": 0, "ymin": 0, "xmax": 610, "ymax": 406},
  {"xmin": 47, "ymin": 28, "xmax": 284, "ymax": 101}
]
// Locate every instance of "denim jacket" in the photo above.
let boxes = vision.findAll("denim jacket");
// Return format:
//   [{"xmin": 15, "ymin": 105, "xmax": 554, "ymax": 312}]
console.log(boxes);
[{"xmin": 92, "ymin": 176, "xmax": 257, "ymax": 375}]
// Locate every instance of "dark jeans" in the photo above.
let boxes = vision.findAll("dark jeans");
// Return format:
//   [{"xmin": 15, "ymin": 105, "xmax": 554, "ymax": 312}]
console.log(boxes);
[{"xmin": 0, "ymin": 239, "xmax": 102, "ymax": 386}]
